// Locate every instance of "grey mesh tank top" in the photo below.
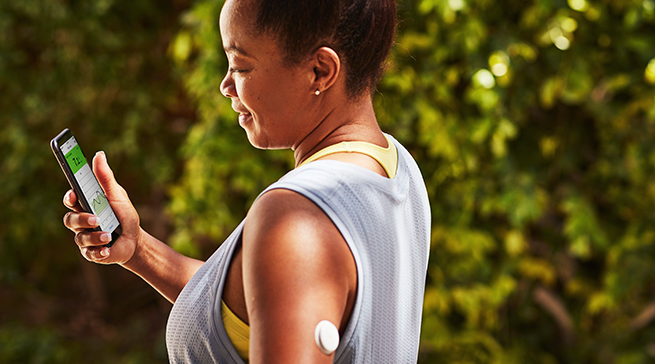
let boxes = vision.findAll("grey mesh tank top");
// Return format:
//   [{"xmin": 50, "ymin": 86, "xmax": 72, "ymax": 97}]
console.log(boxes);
[{"xmin": 166, "ymin": 134, "xmax": 431, "ymax": 363}]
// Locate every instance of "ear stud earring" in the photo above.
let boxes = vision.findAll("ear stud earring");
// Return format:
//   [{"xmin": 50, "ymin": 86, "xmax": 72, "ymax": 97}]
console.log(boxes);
[{"xmin": 315, "ymin": 89, "xmax": 321, "ymax": 96}]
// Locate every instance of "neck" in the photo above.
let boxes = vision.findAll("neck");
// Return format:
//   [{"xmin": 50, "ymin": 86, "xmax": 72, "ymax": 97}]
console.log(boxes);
[{"xmin": 292, "ymin": 96, "xmax": 385, "ymax": 168}]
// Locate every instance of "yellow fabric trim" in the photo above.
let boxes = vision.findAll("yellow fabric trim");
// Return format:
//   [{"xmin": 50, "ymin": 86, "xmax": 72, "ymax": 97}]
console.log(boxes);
[
  {"xmin": 297, "ymin": 135, "xmax": 398, "ymax": 179},
  {"xmin": 221, "ymin": 300, "xmax": 250, "ymax": 361}
]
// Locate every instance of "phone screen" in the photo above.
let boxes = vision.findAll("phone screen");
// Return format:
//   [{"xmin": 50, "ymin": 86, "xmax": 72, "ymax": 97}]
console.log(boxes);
[{"xmin": 58, "ymin": 134, "xmax": 120, "ymax": 235}]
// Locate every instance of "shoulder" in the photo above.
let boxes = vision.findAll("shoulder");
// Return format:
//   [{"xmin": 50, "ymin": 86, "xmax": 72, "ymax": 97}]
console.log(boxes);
[
  {"xmin": 242, "ymin": 188, "xmax": 352, "ymax": 275},
  {"xmin": 245, "ymin": 188, "xmax": 329, "ymax": 235}
]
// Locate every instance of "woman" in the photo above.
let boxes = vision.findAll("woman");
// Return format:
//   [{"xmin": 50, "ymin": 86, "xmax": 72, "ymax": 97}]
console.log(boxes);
[{"xmin": 62, "ymin": 0, "xmax": 430, "ymax": 362}]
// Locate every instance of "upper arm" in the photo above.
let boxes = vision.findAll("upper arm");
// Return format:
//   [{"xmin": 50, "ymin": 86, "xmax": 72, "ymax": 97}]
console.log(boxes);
[{"xmin": 242, "ymin": 188, "xmax": 357, "ymax": 364}]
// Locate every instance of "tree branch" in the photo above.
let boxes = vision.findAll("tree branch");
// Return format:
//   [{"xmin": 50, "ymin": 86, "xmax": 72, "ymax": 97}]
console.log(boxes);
[
  {"xmin": 629, "ymin": 301, "xmax": 655, "ymax": 332},
  {"xmin": 533, "ymin": 285, "xmax": 575, "ymax": 344}
]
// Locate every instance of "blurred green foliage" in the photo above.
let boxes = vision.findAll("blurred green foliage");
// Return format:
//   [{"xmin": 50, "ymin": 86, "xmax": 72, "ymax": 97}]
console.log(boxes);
[
  {"xmin": 2, "ymin": 0, "xmax": 655, "ymax": 362},
  {"xmin": 0, "ymin": 0, "xmax": 189, "ymax": 361},
  {"xmin": 395, "ymin": 0, "xmax": 655, "ymax": 362}
]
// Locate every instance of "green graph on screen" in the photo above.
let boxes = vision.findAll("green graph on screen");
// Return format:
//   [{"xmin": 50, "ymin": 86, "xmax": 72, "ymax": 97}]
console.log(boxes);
[{"xmin": 90, "ymin": 190, "xmax": 109, "ymax": 215}]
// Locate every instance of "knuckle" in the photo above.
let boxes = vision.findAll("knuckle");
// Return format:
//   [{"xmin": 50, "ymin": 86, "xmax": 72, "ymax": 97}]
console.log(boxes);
[
  {"xmin": 63, "ymin": 212, "xmax": 72, "ymax": 228},
  {"xmin": 74, "ymin": 232, "xmax": 84, "ymax": 247},
  {"xmin": 85, "ymin": 247, "xmax": 104, "ymax": 262},
  {"xmin": 82, "ymin": 247, "xmax": 99, "ymax": 262},
  {"xmin": 81, "ymin": 248, "xmax": 92, "ymax": 261}
]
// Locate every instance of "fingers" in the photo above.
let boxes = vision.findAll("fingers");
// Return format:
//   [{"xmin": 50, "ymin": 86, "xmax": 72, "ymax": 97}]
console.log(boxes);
[
  {"xmin": 92, "ymin": 151, "xmax": 127, "ymax": 203},
  {"xmin": 67, "ymin": 223, "xmax": 113, "ymax": 262},
  {"xmin": 63, "ymin": 211, "xmax": 100, "ymax": 231},
  {"xmin": 80, "ymin": 246, "xmax": 111, "ymax": 262},
  {"xmin": 91, "ymin": 151, "xmax": 139, "ymax": 237},
  {"xmin": 74, "ymin": 230, "xmax": 112, "ymax": 248},
  {"xmin": 63, "ymin": 189, "xmax": 83, "ymax": 212}
]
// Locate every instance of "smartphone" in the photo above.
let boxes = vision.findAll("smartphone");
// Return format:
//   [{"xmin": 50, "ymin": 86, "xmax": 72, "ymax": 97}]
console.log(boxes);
[{"xmin": 51, "ymin": 128, "xmax": 122, "ymax": 247}]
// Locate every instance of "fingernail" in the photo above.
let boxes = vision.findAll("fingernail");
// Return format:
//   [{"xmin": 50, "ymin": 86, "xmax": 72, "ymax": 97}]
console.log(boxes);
[
  {"xmin": 88, "ymin": 216, "xmax": 98, "ymax": 226},
  {"xmin": 100, "ymin": 248, "xmax": 110, "ymax": 257},
  {"xmin": 65, "ymin": 190, "xmax": 72, "ymax": 203},
  {"xmin": 95, "ymin": 151, "xmax": 106, "ymax": 162},
  {"xmin": 100, "ymin": 232, "xmax": 111, "ymax": 242}
]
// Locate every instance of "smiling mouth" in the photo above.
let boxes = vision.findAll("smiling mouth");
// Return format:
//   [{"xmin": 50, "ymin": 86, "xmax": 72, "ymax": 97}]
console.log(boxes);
[{"xmin": 238, "ymin": 112, "xmax": 252, "ymax": 126}]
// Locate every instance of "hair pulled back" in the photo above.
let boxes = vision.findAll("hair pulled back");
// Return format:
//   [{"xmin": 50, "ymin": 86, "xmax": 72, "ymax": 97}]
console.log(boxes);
[{"xmin": 252, "ymin": 0, "xmax": 397, "ymax": 98}]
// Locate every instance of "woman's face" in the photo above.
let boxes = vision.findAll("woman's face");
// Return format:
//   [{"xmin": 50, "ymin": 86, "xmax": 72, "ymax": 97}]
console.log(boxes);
[{"xmin": 219, "ymin": 0, "xmax": 316, "ymax": 149}]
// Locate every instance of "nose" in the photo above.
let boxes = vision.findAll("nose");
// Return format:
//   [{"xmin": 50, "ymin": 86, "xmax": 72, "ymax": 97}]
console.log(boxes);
[{"xmin": 220, "ymin": 71, "xmax": 236, "ymax": 98}]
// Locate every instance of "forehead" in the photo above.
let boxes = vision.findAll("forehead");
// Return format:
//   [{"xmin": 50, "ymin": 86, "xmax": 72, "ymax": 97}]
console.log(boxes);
[
  {"xmin": 220, "ymin": 0, "xmax": 288, "ymax": 63},
  {"xmin": 220, "ymin": 0, "xmax": 256, "ymax": 43},
  {"xmin": 220, "ymin": 0, "xmax": 260, "ymax": 53}
]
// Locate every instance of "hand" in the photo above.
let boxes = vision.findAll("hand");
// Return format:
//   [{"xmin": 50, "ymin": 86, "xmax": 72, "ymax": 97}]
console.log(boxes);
[{"xmin": 62, "ymin": 151, "xmax": 141, "ymax": 265}]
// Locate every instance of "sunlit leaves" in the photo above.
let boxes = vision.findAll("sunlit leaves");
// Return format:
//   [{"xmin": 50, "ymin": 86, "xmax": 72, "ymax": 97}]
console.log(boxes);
[
  {"xmin": 490, "ymin": 119, "xmax": 518, "ymax": 158},
  {"xmin": 169, "ymin": 31, "xmax": 192, "ymax": 64},
  {"xmin": 473, "ymin": 69, "xmax": 496, "ymax": 89},
  {"xmin": 645, "ymin": 58, "xmax": 655, "ymax": 84},
  {"xmin": 451, "ymin": 275, "xmax": 517, "ymax": 329},
  {"xmin": 504, "ymin": 230, "xmax": 527, "ymax": 257},
  {"xmin": 568, "ymin": 0, "xmax": 590, "ymax": 12},
  {"xmin": 519, "ymin": 258, "xmax": 557, "ymax": 286},
  {"xmin": 489, "ymin": 51, "xmax": 510, "ymax": 77},
  {"xmin": 385, "ymin": 0, "xmax": 655, "ymax": 361}
]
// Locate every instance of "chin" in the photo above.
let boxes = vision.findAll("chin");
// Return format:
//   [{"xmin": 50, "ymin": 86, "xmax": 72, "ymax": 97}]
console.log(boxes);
[
  {"xmin": 244, "ymin": 129, "xmax": 270, "ymax": 150},
  {"xmin": 244, "ymin": 131, "xmax": 291, "ymax": 150}
]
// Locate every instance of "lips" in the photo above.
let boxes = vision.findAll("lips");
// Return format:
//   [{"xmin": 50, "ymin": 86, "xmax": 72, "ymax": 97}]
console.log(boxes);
[
  {"xmin": 238, "ymin": 112, "xmax": 252, "ymax": 127},
  {"xmin": 231, "ymin": 101, "xmax": 252, "ymax": 126}
]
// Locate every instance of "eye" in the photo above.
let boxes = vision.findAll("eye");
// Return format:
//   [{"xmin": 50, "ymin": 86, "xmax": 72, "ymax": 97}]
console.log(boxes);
[{"xmin": 229, "ymin": 67, "xmax": 248, "ymax": 74}]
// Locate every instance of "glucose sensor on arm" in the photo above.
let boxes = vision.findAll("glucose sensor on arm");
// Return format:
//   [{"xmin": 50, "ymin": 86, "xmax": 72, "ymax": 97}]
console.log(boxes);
[{"xmin": 314, "ymin": 320, "xmax": 340, "ymax": 355}]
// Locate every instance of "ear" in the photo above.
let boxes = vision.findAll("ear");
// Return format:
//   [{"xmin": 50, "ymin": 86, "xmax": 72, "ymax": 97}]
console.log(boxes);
[{"xmin": 311, "ymin": 47, "xmax": 341, "ymax": 93}]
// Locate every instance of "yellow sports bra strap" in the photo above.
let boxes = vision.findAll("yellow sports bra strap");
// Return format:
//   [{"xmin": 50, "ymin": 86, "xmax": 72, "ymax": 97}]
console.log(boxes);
[
  {"xmin": 221, "ymin": 300, "xmax": 250, "ymax": 361},
  {"xmin": 298, "ymin": 135, "xmax": 398, "ymax": 179}
]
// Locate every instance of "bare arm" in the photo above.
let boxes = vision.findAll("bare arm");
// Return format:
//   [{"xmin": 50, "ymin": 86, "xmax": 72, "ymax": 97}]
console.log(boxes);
[
  {"xmin": 62, "ymin": 151, "xmax": 203, "ymax": 303},
  {"xmin": 121, "ymin": 229, "xmax": 204, "ymax": 303},
  {"xmin": 243, "ymin": 189, "xmax": 357, "ymax": 363}
]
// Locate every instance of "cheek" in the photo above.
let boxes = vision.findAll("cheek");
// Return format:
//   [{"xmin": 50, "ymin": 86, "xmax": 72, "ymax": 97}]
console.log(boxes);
[
  {"xmin": 237, "ymin": 77, "xmax": 266, "ymax": 106},
  {"xmin": 245, "ymin": 83, "xmax": 284, "ymax": 113},
  {"xmin": 238, "ymin": 68, "xmax": 307, "ymax": 118}
]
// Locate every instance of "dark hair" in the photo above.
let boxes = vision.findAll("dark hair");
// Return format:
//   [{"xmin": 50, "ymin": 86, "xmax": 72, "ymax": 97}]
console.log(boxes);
[{"xmin": 252, "ymin": 0, "xmax": 397, "ymax": 98}]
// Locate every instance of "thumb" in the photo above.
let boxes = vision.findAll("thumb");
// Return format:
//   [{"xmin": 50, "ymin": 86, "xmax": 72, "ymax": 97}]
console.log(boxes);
[{"xmin": 92, "ymin": 151, "xmax": 126, "ymax": 202}]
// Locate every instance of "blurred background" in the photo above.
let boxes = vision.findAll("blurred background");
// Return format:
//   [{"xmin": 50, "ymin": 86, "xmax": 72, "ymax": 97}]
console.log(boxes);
[{"xmin": 1, "ymin": 0, "xmax": 655, "ymax": 362}]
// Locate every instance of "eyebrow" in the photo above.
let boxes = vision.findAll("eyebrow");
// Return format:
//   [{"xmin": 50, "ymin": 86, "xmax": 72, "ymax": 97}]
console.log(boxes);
[{"xmin": 224, "ymin": 44, "xmax": 254, "ymax": 59}]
